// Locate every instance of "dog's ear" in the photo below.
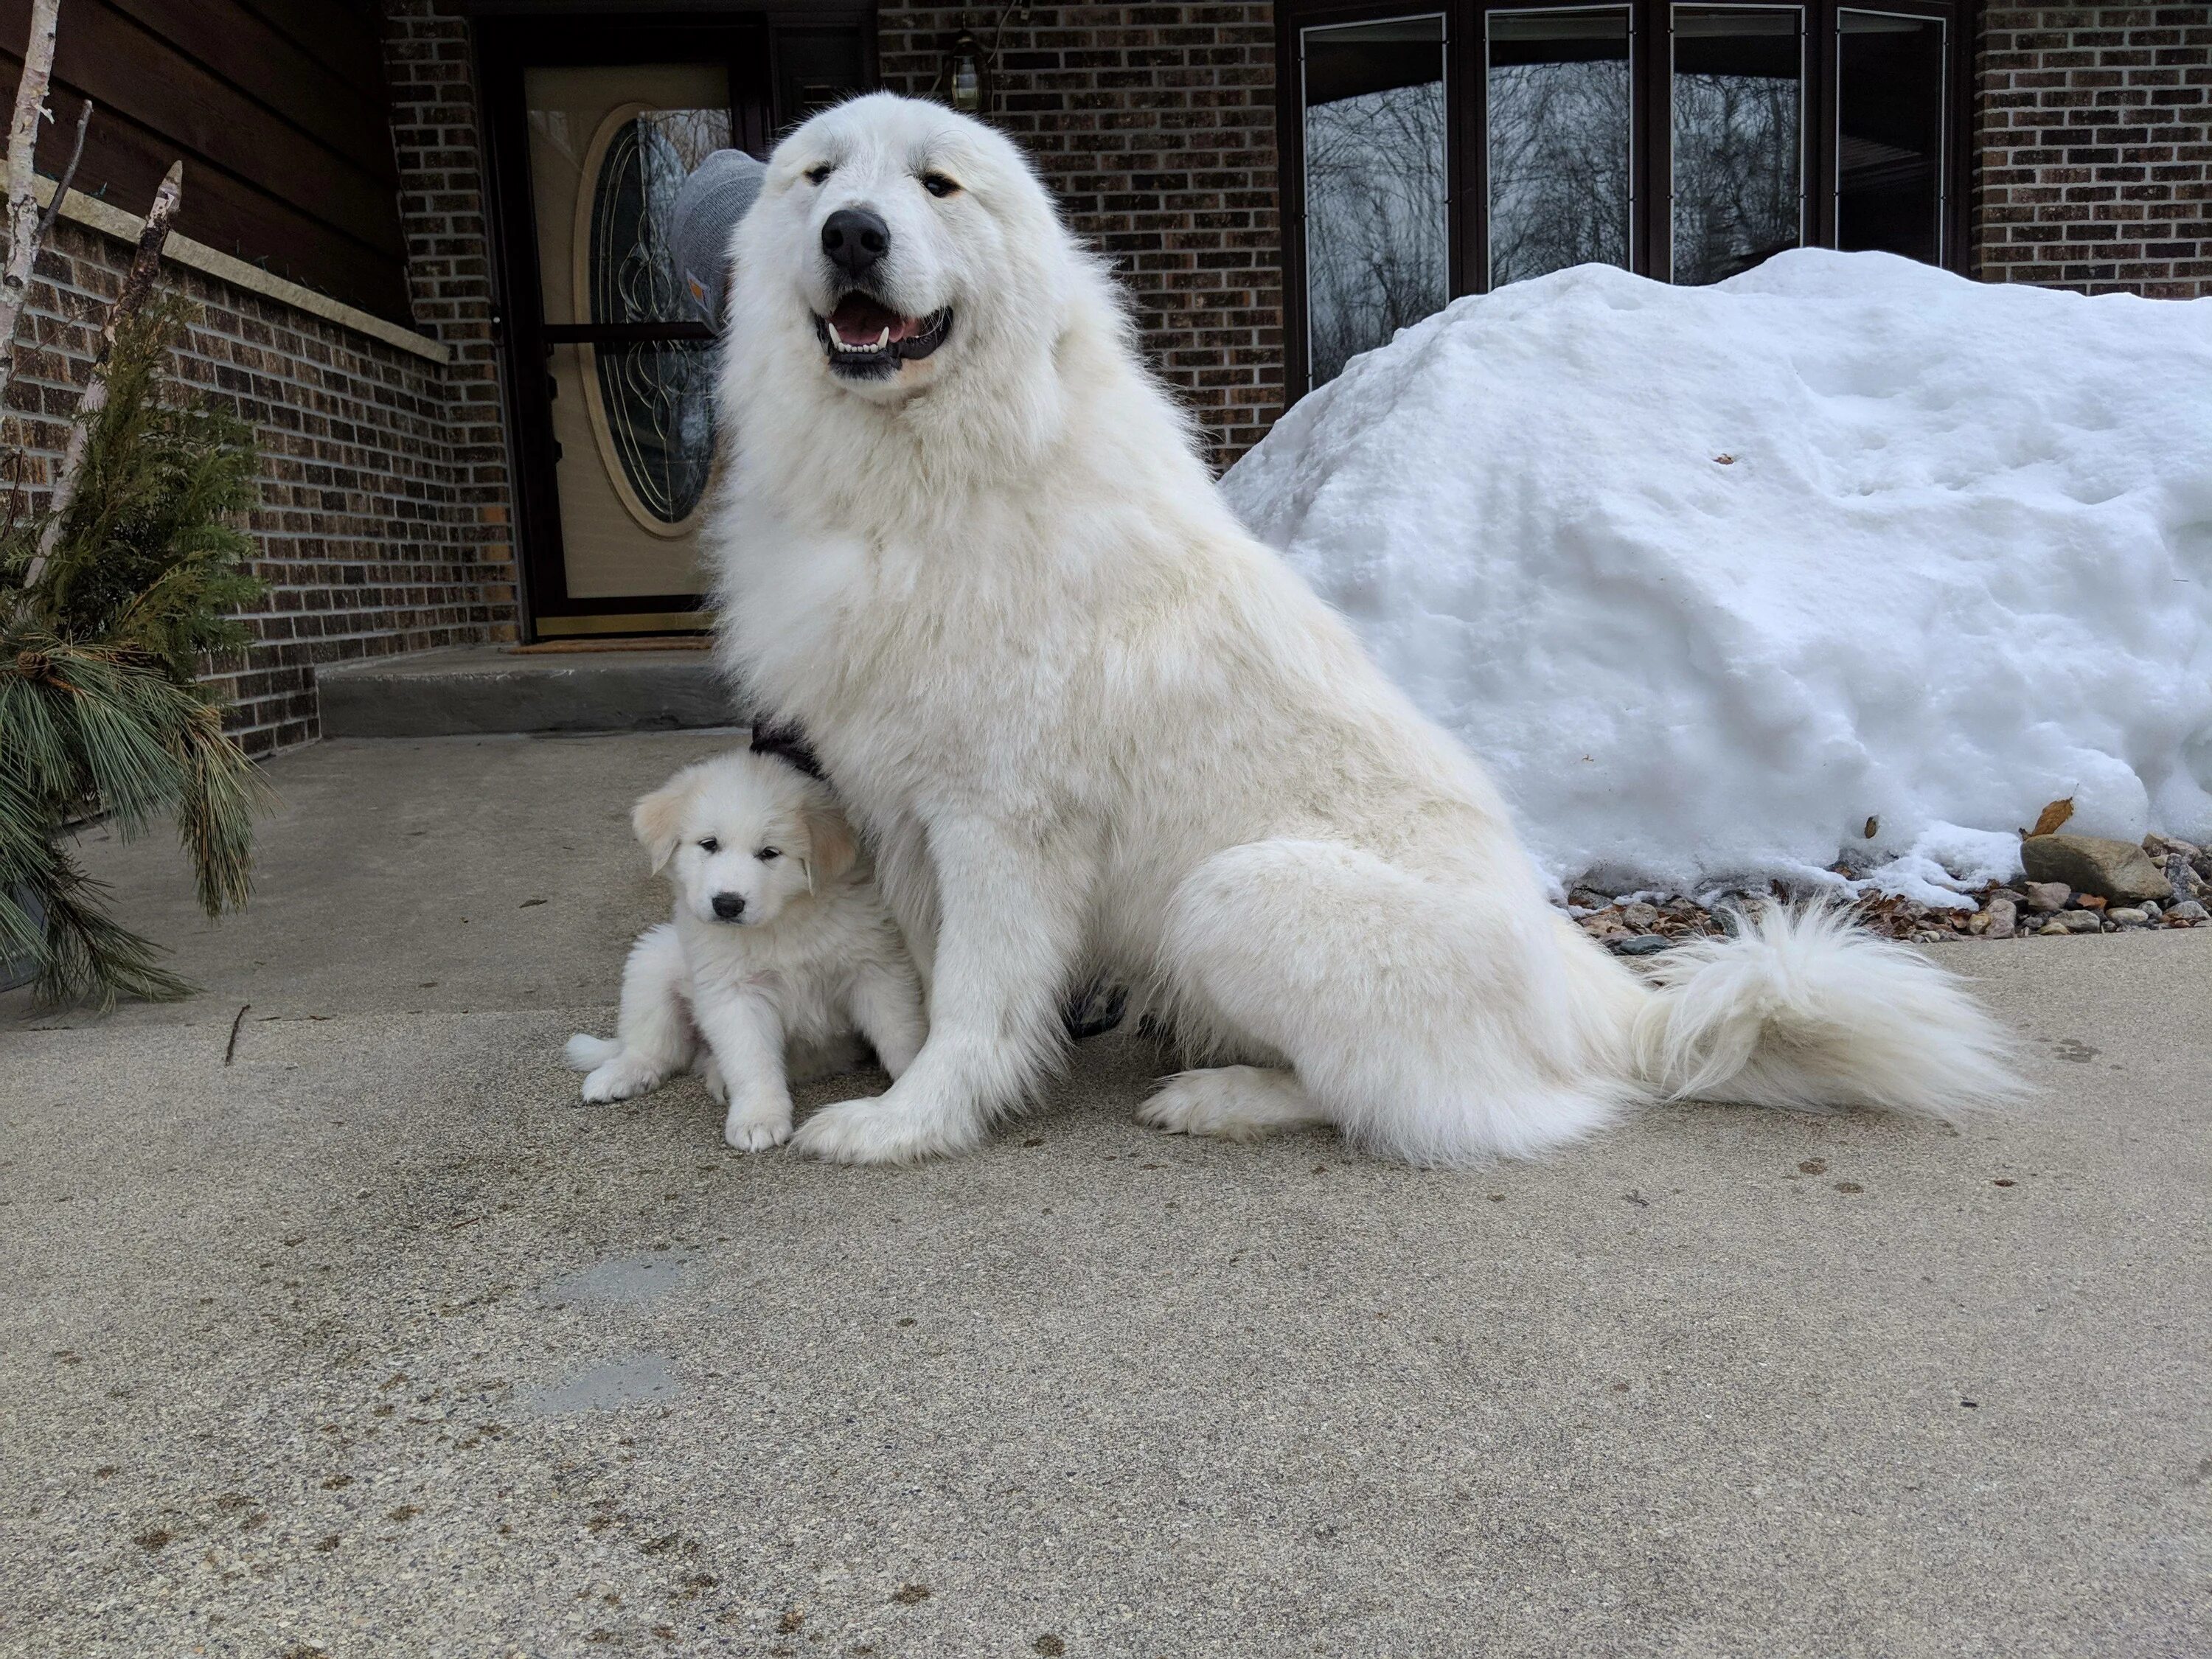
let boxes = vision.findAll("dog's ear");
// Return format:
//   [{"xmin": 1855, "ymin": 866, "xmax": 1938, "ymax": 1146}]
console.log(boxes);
[
  {"xmin": 631, "ymin": 774, "xmax": 693, "ymax": 874},
  {"xmin": 801, "ymin": 796, "xmax": 858, "ymax": 887}
]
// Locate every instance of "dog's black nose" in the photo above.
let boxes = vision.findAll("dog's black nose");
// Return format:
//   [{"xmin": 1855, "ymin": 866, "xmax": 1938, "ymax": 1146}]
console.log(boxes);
[
  {"xmin": 821, "ymin": 207, "xmax": 889, "ymax": 279},
  {"xmin": 712, "ymin": 892, "xmax": 747, "ymax": 922}
]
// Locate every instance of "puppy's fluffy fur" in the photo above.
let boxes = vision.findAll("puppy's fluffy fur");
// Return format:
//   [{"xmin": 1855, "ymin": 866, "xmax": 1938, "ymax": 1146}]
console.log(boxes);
[
  {"xmin": 564, "ymin": 750, "xmax": 925, "ymax": 1151},
  {"xmin": 708, "ymin": 94, "xmax": 2021, "ymax": 1166}
]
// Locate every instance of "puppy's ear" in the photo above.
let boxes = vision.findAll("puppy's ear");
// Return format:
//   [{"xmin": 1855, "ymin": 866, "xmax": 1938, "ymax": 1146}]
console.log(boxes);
[
  {"xmin": 631, "ymin": 774, "xmax": 692, "ymax": 874},
  {"xmin": 801, "ymin": 796, "xmax": 858, "ymax": 887}
]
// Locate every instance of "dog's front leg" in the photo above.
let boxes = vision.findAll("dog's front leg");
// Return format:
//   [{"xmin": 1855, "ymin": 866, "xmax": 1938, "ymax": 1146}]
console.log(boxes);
[
  {"xmin": 692, "ymin": 994, "xmax": 792, "ymax": 1152},
  {"xmin": 790, "ymin": 817, "xmax": 1088, "ymax": 1164}
]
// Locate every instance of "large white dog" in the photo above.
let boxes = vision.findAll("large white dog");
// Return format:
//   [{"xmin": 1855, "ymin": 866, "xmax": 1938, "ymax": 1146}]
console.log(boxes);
[{"xmin": 709, "ymin": 93, "xmax": 2019, "ymax": 1166}]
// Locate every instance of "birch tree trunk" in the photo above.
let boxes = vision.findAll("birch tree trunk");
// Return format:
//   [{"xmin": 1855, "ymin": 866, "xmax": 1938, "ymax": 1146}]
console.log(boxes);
[
  {"xmin": 26, "ymin": 159, "xmax": 181, "ymax": 579},
  {"xmin": 0, "ymin": 0, "xmax": 62, "ymax": 421}
]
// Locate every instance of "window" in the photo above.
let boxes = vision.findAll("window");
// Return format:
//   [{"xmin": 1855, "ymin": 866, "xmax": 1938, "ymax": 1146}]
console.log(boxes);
[
  {"xmin": 1301, "ymin": 15, "xmax": 1451, "ymax": 386},
  {"xmin": 1283, "ymin": 1, "xmax": 1963, "ymax": 386},
  {"xmin": 1669, "ymin": 7, "xmax": 1804, "ymax": 285},
  {"xmin": 1486, "ymin": 8, "xmax": 1634, "ymax": 287},
  {"xmin": 1837, "ymin": 10, "xmax": 1946, "ymax": 263}
]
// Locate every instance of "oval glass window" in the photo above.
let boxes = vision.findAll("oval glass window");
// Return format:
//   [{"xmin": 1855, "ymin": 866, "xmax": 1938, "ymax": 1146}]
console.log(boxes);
[{"xmin": 572, "ymin": 103, "xmax": 719, "ymax": 538}]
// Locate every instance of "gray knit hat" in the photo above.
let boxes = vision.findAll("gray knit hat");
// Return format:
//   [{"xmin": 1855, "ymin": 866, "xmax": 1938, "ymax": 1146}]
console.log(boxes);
[{"xmin": 669, "ymin": 149, "xmax": 767, "ymax": 330}]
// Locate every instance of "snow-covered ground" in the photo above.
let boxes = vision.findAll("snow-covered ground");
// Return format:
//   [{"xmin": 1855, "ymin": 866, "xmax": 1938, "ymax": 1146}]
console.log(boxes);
[{"xmin": 1223, "ymin": 251, "xmax": 2212, "ymax": 906}]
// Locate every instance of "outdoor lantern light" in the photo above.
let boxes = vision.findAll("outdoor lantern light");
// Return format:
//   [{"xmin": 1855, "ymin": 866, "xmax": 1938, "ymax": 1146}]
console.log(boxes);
[{"xmin": 947, "ymin": 27, "xmax": 987, "ymax": 113}]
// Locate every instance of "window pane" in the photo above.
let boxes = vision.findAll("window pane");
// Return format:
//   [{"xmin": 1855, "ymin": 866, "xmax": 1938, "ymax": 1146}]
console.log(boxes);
[
  {"xmin": 1670, "ymin": 6, "xmax": 1804, "ymax": 285},
  {"xmin": 1487, "ymin": 8, "xmax": 1633, "ymax": 288},
  {"xmin": 1837, "ymin": 11, "xmax": 1944, "ymax": 263},
  {"xmin": 1302, "ymin": 16, "xmax": 1448, "ymax": 386}
]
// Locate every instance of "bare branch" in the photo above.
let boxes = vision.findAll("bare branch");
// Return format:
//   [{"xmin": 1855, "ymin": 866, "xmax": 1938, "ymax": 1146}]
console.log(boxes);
[
  {"xmin": 25, "ymin": 159, "xmax": 183, "ymax": 585},
  {"xmin": 32, "ymin": 94, "xmax": 93, "ymax": 251},
  {"xmin": 0, "ymin": 0, "xmax": 64, "ymax": 422}
]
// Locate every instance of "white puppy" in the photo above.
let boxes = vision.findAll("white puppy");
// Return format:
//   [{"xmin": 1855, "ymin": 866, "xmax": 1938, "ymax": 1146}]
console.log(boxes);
[
  {"xmin": 563, "ymin": 750, "xmax": 926, "ymax": 1151},
  {"xmin": 708, "ymin": 94, "xmax": 2019, "ymax": 1166}
]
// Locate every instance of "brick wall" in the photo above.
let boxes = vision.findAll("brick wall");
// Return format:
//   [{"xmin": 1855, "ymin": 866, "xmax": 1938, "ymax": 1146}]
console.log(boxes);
[
  {"xmin": 877, "ymin": 2, "xmax": 1284, "ymax": 467},
  {"xmin": 7, "ymin": 222, "xmax": 513, "ymax": 757},
  {"xmin": 1977, "ymin": 5, "xmax": 2212, "ymax": 296},
  {"xmin": 386, "ymin": 0, "xmax": 521, "ymax": 637}
]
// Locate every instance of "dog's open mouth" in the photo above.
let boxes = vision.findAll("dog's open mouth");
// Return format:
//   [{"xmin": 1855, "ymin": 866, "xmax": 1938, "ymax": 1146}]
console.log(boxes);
[{"xmin": 813, "ymin": 293, "xmax": 951, "ymax": 376}]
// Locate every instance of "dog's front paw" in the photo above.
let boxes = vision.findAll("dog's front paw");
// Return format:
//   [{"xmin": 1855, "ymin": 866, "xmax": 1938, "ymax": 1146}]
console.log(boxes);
[
  {"xmin": 788, "ymin": 1096, "xmax": 973, "ymax": 1165},
  {"xmin": 724, "ymin": 1102, "xmax": 793, "ymax": 1153},
  {"xmin": 582, "ymin": 1054, "xmax": 664, "ymax": 1104}
]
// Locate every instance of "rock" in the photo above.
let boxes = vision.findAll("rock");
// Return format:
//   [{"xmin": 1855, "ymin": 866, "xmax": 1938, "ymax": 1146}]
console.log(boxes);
[
  {"xmin": 2106, "ymin": 907, "xmax": 2149, "ymax": 927},
  {"xmin": 2141, "ymin": 900, "xmax": 2163, "ymax": 920},
  {"xmin": 2059, "ymin": 910, "xmax": 2104, "ymax": 933},
  {"xmin": 1618, "ymin": 901, "xmax": 1660, "ymax": 931},
  {"xmin": 2036, "ymin": 919, "xmax": 2070, "ymax": 936},
  {"xmin": 2022, "ymin": 834, "xmax": 2174, "ymax": 905},
  {"xmin": 2166, "ymin": 900, "xmax": 2209, "ymax": 925},
  {"xmin": 2024, "ymin": 881, "xmax": 2071, "ymax": 914},
  {"xmin": 1613, "ymin": 934, "xmax": 1673, "ymax": 956},
  {"xmin": 1984, "ymin": 897, "xmax": 2017, "ymax": 939},
  {"xmin": 2166, "ymin": 853, "xmax": 2207, "ymax": 902},
  {"xmin": 1910, "ymin": 928, "xmax": 1950, "ymax": 944},
  {"xmin": 2143, "ymin": 832, "xmax": 2202, "ymax": 860},
  {"xmin": 1568, "ymin": 886, "xmax": 1610, "ymax": 911}
]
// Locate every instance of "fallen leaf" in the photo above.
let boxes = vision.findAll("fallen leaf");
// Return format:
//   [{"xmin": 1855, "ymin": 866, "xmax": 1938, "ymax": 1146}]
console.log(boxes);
[{"xmin": 2030, "ymin": 797, "xmax": 2075, "ymax": 837}]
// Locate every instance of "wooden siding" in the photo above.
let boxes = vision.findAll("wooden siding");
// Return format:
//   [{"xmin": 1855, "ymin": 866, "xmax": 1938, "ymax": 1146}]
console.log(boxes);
[{"xmin": 0, "ymin": 0, "xmax": 409, "ymax": 321}]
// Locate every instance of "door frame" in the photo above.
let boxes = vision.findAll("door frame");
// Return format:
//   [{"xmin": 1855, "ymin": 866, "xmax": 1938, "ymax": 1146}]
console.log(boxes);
[{"xmin": 477, "ymin": 12, "xmax": 777, "ymax": 640}]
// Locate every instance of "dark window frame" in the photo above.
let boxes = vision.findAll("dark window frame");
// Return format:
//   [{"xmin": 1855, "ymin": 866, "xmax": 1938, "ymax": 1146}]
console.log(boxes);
[
  {"xmin": 1277, "ymin": 0, "xmax": 1974, "ymax": 392},
  {"xmin": 475, "ymin": 8, "xmax": 876, "ymax": 641}
]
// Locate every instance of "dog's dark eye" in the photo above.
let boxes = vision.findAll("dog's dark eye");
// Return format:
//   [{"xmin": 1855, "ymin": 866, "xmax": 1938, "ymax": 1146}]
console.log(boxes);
[
  {"xmin": 805, "ymin": 164, "xmax": 834, "ymax": 186},
  {"xmin": 698, "ymin": 838, "xmax": 720, "ymax": 854},
  {"xmin": 921, "ymin": 172, "xmax": 959, "ymax": 198},
  {"xmin": 757, "ymin": 846, "xmax": 782, "ymax": 862}
]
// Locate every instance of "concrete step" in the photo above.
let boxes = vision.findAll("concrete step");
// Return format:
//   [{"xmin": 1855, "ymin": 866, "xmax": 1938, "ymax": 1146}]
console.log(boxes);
[{"xmin": 317, "ymin": 645, "xmax": 745, "ymax": 738}]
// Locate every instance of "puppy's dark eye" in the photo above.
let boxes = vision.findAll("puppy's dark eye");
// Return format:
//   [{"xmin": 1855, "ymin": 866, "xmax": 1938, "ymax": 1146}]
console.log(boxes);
[
  {"xmin": 757, "ymin": 846, "xmax": 782, "ymax": 862},
  {"xmin": 805, "ymin": 164, "xmax": 834, "ymax": 186},
  {"xmin": 698, "ymin": 838, "xmax": 720, "ymax": 854},
  {"xmin": 921, "ymin": 172, "xmax": 959, "ymax": 198}
]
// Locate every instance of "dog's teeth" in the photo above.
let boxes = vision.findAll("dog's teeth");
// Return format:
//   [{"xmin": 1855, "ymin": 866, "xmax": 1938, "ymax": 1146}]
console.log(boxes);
[{"xmin": 876, "ymin": 327, "xmax": 891, "ymax": 348}]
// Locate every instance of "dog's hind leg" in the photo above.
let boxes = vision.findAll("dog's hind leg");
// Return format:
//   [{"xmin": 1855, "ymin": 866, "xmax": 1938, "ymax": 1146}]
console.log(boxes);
[
  {"xmin": 1158, "ymin": 841, "xmax": 1639, "ymax": 1165},
  {"xmin": 1138, "ymin": 1065, "xmax": 1329, "ymax": 1142}
]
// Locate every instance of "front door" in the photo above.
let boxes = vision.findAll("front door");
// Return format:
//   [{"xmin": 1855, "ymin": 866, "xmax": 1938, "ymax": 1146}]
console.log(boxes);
[{"xmin": 479, "ymin": 14, "xmax": 869, "ymax": 640}]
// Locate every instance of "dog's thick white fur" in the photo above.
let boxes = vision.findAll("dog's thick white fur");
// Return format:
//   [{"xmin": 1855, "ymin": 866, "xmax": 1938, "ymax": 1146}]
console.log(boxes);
[
  {"xmin": 563, "ymin": 750, "xmax": 926, "ymax": 1151},
  {"xmin": 708, "ymin": 93, "xmax": 2021, "ymax": 1166}
]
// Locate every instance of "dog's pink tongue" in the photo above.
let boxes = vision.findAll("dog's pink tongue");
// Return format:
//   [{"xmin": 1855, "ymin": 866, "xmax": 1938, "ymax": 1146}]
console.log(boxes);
[{"xmin": 830, "ymin": 294, "xmax": 913, "ymax": 345}]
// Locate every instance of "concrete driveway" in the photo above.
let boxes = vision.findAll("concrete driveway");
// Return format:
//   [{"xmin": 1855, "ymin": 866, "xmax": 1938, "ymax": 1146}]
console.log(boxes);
[{"xmin": 4, "ymin": 734, "xmax": 2207, "ymax": 1658}]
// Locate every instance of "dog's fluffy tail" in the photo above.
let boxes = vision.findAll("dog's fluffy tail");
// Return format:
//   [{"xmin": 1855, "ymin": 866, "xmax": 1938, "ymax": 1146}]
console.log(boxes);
[
  {"xmin": 563, "ymin": 1033, "xmax": 620, "ymax": 1073},
  {"xmin": 1628, "ymin": 902, "xmax": 2025, "ymax": 1119}
]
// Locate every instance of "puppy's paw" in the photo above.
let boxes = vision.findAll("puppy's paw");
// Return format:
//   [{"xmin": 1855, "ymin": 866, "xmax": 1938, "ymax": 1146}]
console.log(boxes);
[
  {"xmin": 581, "ymin": 1053, "xmax": 664, "ymax": 1104},
  {"xmin": 724, "ymin": 1106, "xmax": 792, "ymax": 1153},
  {"xmin": 700, "ymin": 1054, "xmax": 727, "ymax": 1105},
  {"xmin": 789, "ymin": 1096, "xmax": 974, "ymax": 1165}
]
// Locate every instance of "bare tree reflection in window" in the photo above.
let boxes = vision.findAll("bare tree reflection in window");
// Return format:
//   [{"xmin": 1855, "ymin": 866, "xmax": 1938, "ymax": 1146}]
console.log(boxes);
[
  {"xmin": 1671, "ymin": 7, "xmax": 1804, "ymax": 286},
  {"xmin": 1303, "ymin": 18, "xmax": 1449, "ymax": 387},
  {"xmin": 1488, "ymin": 10, "xmax": 1633, "ymax": 288}
]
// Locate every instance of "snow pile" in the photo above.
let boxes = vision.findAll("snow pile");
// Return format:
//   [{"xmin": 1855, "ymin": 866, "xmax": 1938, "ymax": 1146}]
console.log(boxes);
[{"xmin": 1223, "ymin": 251, "xmax": 2212, "ymax": 905}]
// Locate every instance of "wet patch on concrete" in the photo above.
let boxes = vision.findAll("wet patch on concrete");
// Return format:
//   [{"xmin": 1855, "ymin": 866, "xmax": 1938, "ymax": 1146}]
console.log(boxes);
[
  {"xmin": 525, "ymin": 1353, "xmax": 678, "ymax": 1414},
  {"xmin": 537, "ymin": 1252, "xmax": 689, "ymax": 1310}
]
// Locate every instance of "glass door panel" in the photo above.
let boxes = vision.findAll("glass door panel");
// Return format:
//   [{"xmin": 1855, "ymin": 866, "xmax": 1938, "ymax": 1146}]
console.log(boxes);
[
  {"xmin": 1486, "ymin": 7, "xmax": 1634, "ymax": 287},
  {"xmin": 1669, "ymin": 5, "xmax": 1804, "ymax": 284},
  {"xmin": 1300, "ymin": 15, "xmax": 1450, "ymax": 387},
  {"xmin": 1837, "ymin": 10, "xmax": 1945, "ymax": 262},
  {"xmin": 525, "ymin": 64, "xmax": 728, "ymax": 603}
]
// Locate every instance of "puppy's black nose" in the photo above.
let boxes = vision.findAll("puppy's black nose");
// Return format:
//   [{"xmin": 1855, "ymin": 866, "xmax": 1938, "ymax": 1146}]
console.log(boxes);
[
  {"xmin": 821, "ymin": 207, "xmax": 889, "ymax": 279},
  {"xmin": 711, "ymin": 892, "xmax": 747, "ymax": 922}
]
